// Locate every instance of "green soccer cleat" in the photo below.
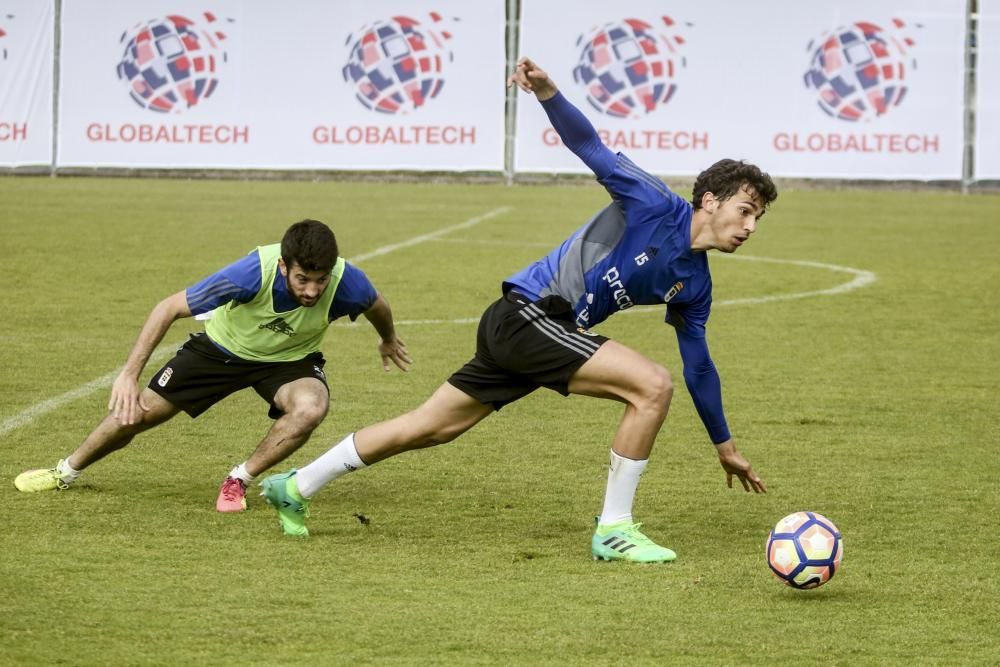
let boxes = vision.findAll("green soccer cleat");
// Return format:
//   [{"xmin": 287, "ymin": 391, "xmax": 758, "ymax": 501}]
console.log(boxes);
[
  {"xmin": 591, "ymin": 520, "xmax": 677, "ymax": 563},
  {"xmin": 261, "ymin": 470, "xmax": 310, "ymax": 537},
  {"xmin": 14, "ymin": 460, "xmax": 74, "ymax": 493}
]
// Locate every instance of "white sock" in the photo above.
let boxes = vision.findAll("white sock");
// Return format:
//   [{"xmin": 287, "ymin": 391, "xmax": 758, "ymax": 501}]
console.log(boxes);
[
  {"xmin": 598, "ymin": 450, "xmax": 648, "ymax": 526},
  {"xmin": 295, "ymin": 433, "xmax": 367, "ymax": 499},
  {"xmin": 228, "ymin": 463, "xmax": 255, "ymax": 485},
  {"xmin": 58, "ymin": 458, "xmax": 82, "ymax": 481}
]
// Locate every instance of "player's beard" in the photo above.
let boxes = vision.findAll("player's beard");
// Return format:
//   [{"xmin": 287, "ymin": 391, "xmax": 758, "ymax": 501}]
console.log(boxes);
[{"xmin": 287, "ymin": 280, "xmax": 322, "ymax": 307}]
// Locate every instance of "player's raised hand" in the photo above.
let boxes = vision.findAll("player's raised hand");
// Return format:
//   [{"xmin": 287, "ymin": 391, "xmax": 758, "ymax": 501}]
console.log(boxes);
[
  {"xmin": 715, "ymin": 440, "xmax": 767, "ymax": 493},
  {"xmin": 506, "ymin": 57, "xmax": 558, "ymax": 101},
  {"xmin": 378, "ymin": 335, "xmax": 412, "ymax": 372}
]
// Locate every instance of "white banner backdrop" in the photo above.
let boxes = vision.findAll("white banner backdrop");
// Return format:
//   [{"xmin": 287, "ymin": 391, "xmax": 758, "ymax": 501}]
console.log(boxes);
[
  {"xmin": 975, "ymin": 0, "xmax": 1000, "ymax": 179},
  {"xmin": 515, "ymin": 0, "xmax": 966, "ymax": 180},
  {"xmin": 57, "ymin": 0, "xmax": 505, "ymax": 170},
  {"xmin": 0, "ymin": 1, "xmax": 53, "ymax": 167}
]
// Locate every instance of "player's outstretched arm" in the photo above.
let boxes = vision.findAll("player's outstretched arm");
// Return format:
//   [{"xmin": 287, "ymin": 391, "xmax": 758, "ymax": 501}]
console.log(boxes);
[
  {"xmin": 110, "ymin": 290, "xmax": 192, "ymax": 425},
  {"xmin": 715, "ymin": 439, "xmax": 767, "ymax": 493},
  {"xmin": 362, "ymin": 293, "xmax": 411, "ymax": 372},
  {"xmin": 674, "ymin": 327, "xmax": 765, "ymax": 492},
  {"xmin": 508, "ymin": 57, "xmax": 617, "ymax": 179}
]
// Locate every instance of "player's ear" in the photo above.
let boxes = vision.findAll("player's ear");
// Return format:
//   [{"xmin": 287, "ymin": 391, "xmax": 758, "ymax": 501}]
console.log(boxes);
[
  {"xmin": 278, "ymin": 258, "xmax": 288, "ymax": 277},
  {"xmin": 702, "ymin": 192, "xmax": 719, "ymax": 213}
]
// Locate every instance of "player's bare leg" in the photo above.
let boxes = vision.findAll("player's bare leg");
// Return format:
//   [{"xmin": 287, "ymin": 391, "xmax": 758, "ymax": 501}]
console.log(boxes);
[
  {"xmin": 354, "ymin": 382, "xmax": 494, "ymax": 463},
  {"xmin": 14, "ymin": 389, "xmax": 180, "ymax": 492},
  {"xmin": 568, "ymin": 341, "xmax": 677, "ymax": 563},
  {"xmin": 261, "ymin": 383, "xmax": 491, "ymax": 535},
  {"xmin": 567, "ymin": 340, "xmax": 673, "ymax": 459},
  {"xmin": 71, "ymin": 388, "xmax": 181, "ymax": 468},
  {"xmin": 226, "ymin": 378, "xmax": 329, "ymax": 514},
  {"xmin": 244, "ymin": 377, "xmax": 330, "ymax": 477}
]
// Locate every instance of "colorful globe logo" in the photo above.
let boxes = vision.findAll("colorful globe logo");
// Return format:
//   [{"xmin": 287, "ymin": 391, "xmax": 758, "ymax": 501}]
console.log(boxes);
[
  {"xmin": 803, "ymin": 19, "xmax": 916, "ymax": 122},
  {"xmin": 572, "ymin": 17, "xmax": 688, "ymax": 119},
  {"xmin": 116, "ymin": 12, "xmax": 229, "ymax": 114},
  {"xmin": 342, "ymin": 13, "xmax": 454, "ymax": 115}
]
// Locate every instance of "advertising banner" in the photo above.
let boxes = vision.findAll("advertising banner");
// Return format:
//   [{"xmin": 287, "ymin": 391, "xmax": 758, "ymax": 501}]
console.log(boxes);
[
  {"xmin": 57, "ymin": 0, "xmax": 506, "ymax": 170},
  {"xmin": 975, "ymin": 0, "xmax": 1000, "ymax": 179},
  {"xmin": 0, "ymin": 1, "xmax": 53, "ymax": 167},
  {"xmin": 515, "ymin": 0, "xmax": 966, "ymax": 180}
]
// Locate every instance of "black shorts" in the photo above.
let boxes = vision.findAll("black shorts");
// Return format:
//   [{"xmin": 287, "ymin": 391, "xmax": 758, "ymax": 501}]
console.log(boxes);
[
  {"xmin": 148, "ymin": 333, "xmax": 329, "ymax": 419},
  {"xmin": 447, "ymin": 291, "xmax": 609, "ymax": 410}
]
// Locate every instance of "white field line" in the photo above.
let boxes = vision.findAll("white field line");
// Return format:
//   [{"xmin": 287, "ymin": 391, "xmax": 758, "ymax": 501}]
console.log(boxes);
[
  {"xmin": 1, "ymin": 208, "xmax": 512, "ymax": 436},
  {"xmin": 430, "ymin": 237, "xmax": 554, "ymax": 248},
  {"xmin": 0, "ymin": 346, "xmax": 178, "ymax": 437},
  {"xmin": 711, "ymin": 254, "xmax": 877, "ymax": 307},
  {"xmin": 348, "ymin": 207, "xmax": 512, "ymax": 263}
]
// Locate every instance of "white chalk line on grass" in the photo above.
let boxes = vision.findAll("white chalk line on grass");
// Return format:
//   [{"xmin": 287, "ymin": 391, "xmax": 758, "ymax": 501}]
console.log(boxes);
[
  {"xmin": 0, "ymin": 346, "xmax": 179, "ymax": 438},
  {"xmin": 710, "ymin": 254, "xmax": 877, "ymax": 307},
  {"xmin": 1, "ymin": 207, "xmax": 513, "ymax": 437},
  {"xmin": 348, "ymin": 207, "xmax": 512, "ymax": 264},
  {"xmin": 430, "ymin": 237, "xmax": 554, "ymax": 249}
]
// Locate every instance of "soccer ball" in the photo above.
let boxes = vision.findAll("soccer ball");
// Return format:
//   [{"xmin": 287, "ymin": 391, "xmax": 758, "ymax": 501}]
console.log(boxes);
[{"xmin": 766, "ymin": 511, "xmax": 843, "ymax": 589}]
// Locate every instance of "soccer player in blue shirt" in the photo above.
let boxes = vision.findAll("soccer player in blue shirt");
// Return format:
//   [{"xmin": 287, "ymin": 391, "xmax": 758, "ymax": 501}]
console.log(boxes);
[
  {"xmin": 15, "ymin": 220, "xmax": 411, "ymax": 512},
  {"xmin": 262, "ymin": 59, "xmax": 776, "ymax": 562}
]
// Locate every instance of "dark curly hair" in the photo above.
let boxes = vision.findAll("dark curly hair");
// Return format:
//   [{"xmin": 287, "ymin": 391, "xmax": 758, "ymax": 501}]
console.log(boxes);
[
  {"xmin": 281, "ymin": 219, "xmax": 339, "ymax": 272},
  {"xmin": 691, "ymin": 159, "xmax": 778, "ymax": 213}
]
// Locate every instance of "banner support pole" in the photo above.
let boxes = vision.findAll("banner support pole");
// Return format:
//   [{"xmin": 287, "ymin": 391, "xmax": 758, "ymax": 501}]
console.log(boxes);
[
  {"xmin": 962, "ymin": 0, "xmax": 977, "ymax": 193},
  {"xmin": 49, "ymin": 0, "xmax": 60, "ymax": 177},
  {"xmin": 503, "ymin": 0, "xmax": 520, "ymax": 186}
]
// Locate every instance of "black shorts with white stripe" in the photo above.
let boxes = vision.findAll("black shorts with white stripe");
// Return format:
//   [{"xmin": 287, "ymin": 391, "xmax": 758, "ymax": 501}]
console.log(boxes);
[{"xmin": 447, "ymin": 291, "xmax": 609, "ymax": 410}]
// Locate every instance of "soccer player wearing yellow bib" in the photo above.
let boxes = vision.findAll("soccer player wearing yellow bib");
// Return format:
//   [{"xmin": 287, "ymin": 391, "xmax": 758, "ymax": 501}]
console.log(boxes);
[{"xmin": 14, "ymin": 220, "xmax": 410, "ymax": 512}]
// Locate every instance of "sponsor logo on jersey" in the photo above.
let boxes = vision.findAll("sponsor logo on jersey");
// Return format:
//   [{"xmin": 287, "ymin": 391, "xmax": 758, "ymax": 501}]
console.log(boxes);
[
  {"xmin": 603, "ymin": 266, "xmax": 634, "ymax": 310},
  {"xmin": 259, "ymin": 317, "xmax": 296, "ymax": 337}
]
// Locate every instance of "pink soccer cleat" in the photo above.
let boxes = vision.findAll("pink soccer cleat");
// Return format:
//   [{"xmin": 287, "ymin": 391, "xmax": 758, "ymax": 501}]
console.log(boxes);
[{"xmin": 216, "ymin": 477, "xmax": 248, "ymax": 512}]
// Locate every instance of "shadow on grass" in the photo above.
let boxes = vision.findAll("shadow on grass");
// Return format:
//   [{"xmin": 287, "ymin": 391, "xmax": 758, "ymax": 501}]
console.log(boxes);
[{"xmin": 777, "ymin": 586, "xmax": 851, "ymax": 601}]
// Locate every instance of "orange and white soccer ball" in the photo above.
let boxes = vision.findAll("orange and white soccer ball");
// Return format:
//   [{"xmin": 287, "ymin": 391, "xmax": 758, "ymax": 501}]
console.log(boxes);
[{"xmin": 766, "ymin": 511, "xmax": 843, "ymax": 589}]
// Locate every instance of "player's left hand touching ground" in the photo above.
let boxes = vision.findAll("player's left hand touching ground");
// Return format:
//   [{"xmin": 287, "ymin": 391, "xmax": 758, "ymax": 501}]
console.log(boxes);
[
  {"xmin": 378, "ymin": 336, "xmax": 411, "ymax": 372},
  {"xmin": 715, "ymin": 439, "xmax": 767, "ymax": 493}
]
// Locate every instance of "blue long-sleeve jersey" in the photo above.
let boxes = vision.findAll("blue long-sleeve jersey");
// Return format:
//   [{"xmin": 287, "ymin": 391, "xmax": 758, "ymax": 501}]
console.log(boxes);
[{"xmin": 503, "ymin": 92, "xmax": 730, "ymax": 444}]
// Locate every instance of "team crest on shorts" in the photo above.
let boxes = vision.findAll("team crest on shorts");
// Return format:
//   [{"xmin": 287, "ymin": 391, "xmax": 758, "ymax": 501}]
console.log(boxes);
[{"xmin": 157, "ymin": 367, "xmax": 174, "ymax": 387}]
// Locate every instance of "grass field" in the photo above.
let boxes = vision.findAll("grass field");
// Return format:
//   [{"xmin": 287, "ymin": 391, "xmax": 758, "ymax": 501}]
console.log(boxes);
[{"xmin": 1, "ymin": 175, "xmax": 998, "ymax": 666}]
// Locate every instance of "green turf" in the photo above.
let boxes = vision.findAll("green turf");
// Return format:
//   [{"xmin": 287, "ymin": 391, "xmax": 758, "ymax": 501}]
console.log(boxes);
[{"xmin": 1, "ymin": 176, "xmax": 998, "ymax": 665}]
